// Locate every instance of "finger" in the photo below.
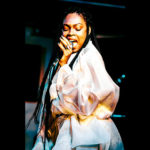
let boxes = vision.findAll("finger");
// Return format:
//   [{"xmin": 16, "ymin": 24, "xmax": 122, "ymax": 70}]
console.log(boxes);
[
  {"xmin": 58, "ymin": 42, "xmax": 72, "ymax": 54},
  {"xmin": 58, "ymin": 42, "xmax": 65, "ymax": 52},
  {"xmin": 61, "ymin": 36, "xmax": 71, "ymax": 45},
  {"xmin": 58, "ymin": 43, "xmax": 72, "ymax": 57},
  {"xmin": 61, "ymin": 36, "xmax": 72, "ymax": 49},
  {"xmin": 60, "ymin": 37, "xmax": 68, "ymax": 49}
]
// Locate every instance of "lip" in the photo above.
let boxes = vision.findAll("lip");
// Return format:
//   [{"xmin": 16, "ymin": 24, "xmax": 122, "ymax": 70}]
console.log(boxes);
[
  {"xmin": 67, "ymin": 37, "xmax": 77, "ymax": 42},
  {"xmin": 69, "ymin": 40, "xmax": 77, "ymax": 43}
]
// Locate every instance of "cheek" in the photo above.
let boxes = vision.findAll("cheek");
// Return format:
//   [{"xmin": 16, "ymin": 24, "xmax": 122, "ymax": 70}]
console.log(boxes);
[
  {"xmin": 78, "ymin": 30, "xmax": 87, "ymax": 44},
  {"xmin": 62, "ymin": 32, "xmax": 68, "ymax": 37}
]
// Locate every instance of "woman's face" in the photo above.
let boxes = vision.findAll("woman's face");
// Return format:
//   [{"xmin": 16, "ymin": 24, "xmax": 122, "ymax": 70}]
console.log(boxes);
[{"xmin": 62, "ymin": 13, "xmax": 87, "ymax": 52}]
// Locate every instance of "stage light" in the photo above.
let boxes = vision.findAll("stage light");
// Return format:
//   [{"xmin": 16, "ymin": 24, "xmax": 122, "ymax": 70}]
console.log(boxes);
[
  {"xmin": 117, "ymin": 78, "xmax": 121, "ymax": 83},
  {"xmin": 111, "ymin": 114, "xmax": 126, "ymax": 118},
  {"xmin": 59, "ymin": 0, "xmax": 126, "ymax": 9},
  {"xmin": 116, "ymin": 74, "xmax": 126, "ymax": 84},
  {"xmin": 121, "ymin": 74, "xmax": 125, "ymax": 78}
]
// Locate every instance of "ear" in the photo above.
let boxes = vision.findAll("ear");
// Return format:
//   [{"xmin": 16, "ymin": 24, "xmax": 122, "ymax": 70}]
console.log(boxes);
[{"xmin": 88, "ymin": 26, "xmax": 91, "ymax": 35}]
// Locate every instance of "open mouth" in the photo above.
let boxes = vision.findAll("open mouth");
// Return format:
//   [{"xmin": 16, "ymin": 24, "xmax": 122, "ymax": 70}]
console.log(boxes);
[
  {"xmin": 69, "ymin": 40, "xmax": 77, "ymax": 43},
  {"xmin": 69, "ymin": 40, "xmax": 78, "ymax": 48}
]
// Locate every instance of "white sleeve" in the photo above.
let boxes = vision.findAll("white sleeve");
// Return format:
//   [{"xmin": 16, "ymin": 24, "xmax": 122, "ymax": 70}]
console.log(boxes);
[{"xmin": 50, "ymin": 48, "xmax": 120, "ymax": 119}]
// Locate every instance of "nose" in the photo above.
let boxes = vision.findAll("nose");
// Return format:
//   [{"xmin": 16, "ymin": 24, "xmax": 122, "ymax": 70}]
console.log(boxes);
[{"xmin": 69, "ymin": 28, "xmax": 75, "ymax": 35}]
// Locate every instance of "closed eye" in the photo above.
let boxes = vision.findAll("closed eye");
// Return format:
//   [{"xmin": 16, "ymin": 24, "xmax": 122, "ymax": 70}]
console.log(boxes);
[
  {"xmin": 63, "ymin": 24, "xmax": 70, "ymax": 31},
  {"xmin": 76, "ymin": 28, "xmax": 81, "ymax": 31}
]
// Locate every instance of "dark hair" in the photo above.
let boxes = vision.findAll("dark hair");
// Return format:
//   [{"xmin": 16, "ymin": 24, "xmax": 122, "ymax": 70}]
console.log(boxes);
[{"xmin": 26, "ymin": 6, "xmax": 101, "ymax": 149}]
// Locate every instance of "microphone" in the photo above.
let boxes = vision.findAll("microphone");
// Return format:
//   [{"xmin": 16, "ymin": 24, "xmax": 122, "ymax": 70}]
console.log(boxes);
[{"xmin": 70, "ymin": 41, "xmax": 74, "ymax": 49}]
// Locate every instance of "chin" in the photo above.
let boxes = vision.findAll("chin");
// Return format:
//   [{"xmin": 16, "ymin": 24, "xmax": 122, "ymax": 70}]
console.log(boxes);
[
  {"xmin": 72, "ymin": 46, "xmax": 81, "ymax": 53},
  {"xmin": 72, "ymin": 48, "xmax": 80, "ymax": 53}
]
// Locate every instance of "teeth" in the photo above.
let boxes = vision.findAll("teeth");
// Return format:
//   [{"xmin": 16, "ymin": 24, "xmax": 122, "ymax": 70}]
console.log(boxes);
[{"xmin": 69, "ymin": 40, "xmax": 76, "ymax": 42}]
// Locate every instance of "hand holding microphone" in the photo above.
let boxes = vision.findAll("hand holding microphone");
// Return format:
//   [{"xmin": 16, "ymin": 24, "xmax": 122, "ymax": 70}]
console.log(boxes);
[{"xmin": 58, "ymin": 36, "xmax": 73, "ymax": 66}]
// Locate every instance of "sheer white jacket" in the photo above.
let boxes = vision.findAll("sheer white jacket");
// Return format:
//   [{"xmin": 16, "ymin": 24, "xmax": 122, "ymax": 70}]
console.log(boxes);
[{"xmin": 48, "ymin": 40, "xmax": 123, "ymax": 150}]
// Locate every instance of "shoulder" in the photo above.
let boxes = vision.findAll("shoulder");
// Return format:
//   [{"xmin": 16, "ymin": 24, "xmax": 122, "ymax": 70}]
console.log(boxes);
[{"xmin": 81, "ymin": 40, "xmax": 105, "ymax": 66}]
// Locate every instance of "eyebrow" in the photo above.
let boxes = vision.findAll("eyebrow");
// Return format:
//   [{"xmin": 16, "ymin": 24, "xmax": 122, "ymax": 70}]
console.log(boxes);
[{"xmin": 63, "ymin": 23, "xmax": 83, "ymax": 27}]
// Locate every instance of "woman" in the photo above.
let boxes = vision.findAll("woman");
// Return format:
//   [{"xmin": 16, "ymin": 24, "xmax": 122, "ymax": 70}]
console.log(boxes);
[{"xmin": 28, "ymin": 7, "xmax": 124, "ymax": 150}]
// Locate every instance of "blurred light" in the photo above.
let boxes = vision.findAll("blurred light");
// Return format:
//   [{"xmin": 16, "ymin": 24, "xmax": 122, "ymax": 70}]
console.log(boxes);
[
  {"xmin": 25, "ymin": 27, "xmax": 33, "ymax": 38},
  {"xmin": 35, "ymin": 28, "xmax": 40, "ymax": 33},
  {"xmin": 121, "ymin": 74, "xmax": 126, "ymax": 78},
  {"xmin": 60, "ymin": 0, "xmax": 126, "ymax": 9},
  {"xmin": 96, "ymin": 34, "xmax": 125, "ymax": 39},
  {"xmin": 111, "ymin": 114, "xmax": 126, "ymax": 118},
  {"xmin": 117, "ymin": 78, "xmax": 121, "ymax": 83}
]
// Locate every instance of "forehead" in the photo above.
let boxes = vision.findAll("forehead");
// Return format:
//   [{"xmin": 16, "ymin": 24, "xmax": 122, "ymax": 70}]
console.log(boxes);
[{"xmin": 63, "ymin": 13, "xmax": 86, "ymax": 25}]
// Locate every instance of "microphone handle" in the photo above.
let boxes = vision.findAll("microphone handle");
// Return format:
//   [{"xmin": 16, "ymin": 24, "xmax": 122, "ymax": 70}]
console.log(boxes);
[{"xmin": 70, "ymin": 41, "xmax": 73, "ymax": 49}]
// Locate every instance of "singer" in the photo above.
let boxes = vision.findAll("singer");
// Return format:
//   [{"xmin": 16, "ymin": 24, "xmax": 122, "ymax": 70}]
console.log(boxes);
[{"xmin": 27, "ymin": 6, "xmax": 124, "ymax": 150}]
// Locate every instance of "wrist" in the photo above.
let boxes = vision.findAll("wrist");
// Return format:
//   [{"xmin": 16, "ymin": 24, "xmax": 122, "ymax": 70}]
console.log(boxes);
[{"xmin": 59, "ymin": 56, "xmax": 69, "ymax": 66}]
